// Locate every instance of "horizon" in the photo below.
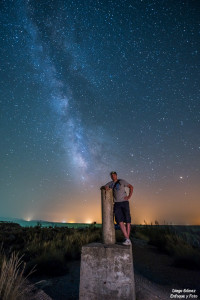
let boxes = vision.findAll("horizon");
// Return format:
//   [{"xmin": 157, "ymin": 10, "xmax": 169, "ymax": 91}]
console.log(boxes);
[{"xmin": 0, "ymin": 215, "xmax": 199, "ymax": 226}]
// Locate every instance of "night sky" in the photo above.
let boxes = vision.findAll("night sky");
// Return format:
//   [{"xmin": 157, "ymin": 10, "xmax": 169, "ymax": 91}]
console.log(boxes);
[{"xmin": 1, "ymin": 0, "xmax": 200, "ymax": 224}]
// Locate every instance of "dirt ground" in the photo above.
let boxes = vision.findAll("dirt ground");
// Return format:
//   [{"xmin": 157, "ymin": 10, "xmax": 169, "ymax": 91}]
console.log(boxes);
[{"xmin": 30, "ymin": 237, "xmax": 200, "ymax": 300}]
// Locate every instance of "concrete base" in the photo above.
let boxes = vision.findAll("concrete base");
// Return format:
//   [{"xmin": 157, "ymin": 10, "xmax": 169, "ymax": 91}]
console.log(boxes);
[{"xmin": 79, "ymin": 243, "xmax": 136, "ymax": 300}]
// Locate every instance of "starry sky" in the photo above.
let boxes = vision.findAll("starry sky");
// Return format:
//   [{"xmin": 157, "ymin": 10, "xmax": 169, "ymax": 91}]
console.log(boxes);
[{"xmin": 1, "ymin": 0, "xmax": 200, "ymax": 224}]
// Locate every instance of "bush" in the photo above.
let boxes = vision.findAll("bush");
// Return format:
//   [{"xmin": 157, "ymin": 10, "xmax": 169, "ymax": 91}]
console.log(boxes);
[
  {"xmin": 132, "ymin": 225, "xmax": 200, "ymax": 270},
  {"xmin": 0, "ymin": 223, "xmax": 102, "ymax": 276},
  {"xmin": 27, "ymin": 251, "xmax": 68, "ymax": 276}
]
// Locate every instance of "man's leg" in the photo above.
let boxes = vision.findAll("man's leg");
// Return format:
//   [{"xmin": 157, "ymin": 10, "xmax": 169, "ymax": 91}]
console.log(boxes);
[
  {"xmin": 119, "ymin": 222, "xmax": 128, "ymax": 239},
  {"xmin": 126, "ymin": 223, "xmax": 131, "ymax": 238},
  {"xmin": 123, "ymin": 201, "xmax": 131, "ymax": 239},
  {"xmin": 114, "ymin": 203, "xmax": 128, "ymax": 238}
]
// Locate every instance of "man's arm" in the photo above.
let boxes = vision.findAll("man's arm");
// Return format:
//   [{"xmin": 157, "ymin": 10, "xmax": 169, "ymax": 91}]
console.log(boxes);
[
  {"xmin": 124, "ymin": 184, "xmax": 133, "ymax": 200},
  {"xmin": 100, "ymin": 184, "xmax": 110, "ymax": 190}
]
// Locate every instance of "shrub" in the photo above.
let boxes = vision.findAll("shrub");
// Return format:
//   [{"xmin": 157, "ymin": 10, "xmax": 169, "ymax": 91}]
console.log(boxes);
[
  {"xmin": 133, "ymin": 225, "xmax": 200, "ymax": 270},
  {"xmin": 0, "ymin": 224, "xmax": 102, "ymax": 276}
]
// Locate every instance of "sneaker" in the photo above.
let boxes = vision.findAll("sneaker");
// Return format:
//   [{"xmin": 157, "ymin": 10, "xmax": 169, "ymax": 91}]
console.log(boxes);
[{"xmin": 122, "ymin": 239, "xmax": 132, "ymax": 246}]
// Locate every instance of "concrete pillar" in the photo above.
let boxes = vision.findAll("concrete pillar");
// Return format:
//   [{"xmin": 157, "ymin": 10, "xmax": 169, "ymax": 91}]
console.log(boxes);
[
  {"xmin": 79, "ymin": 243, "xmax": 136, "ymax": 300},
  {"xmin": 101, "ymin": 189, "xmax": 115, "ymax": 244}
]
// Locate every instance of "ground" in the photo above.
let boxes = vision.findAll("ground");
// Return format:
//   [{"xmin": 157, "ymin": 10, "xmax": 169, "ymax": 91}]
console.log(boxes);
[{"xmin": 30, "ymin": 237, "xmax": 200, "ymax": 300}]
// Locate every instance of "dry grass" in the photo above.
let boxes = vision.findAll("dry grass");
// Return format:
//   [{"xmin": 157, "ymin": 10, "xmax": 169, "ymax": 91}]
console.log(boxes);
[{"xmin": 0, "ymin": 251, "xmax": 36, "ymax": 300}]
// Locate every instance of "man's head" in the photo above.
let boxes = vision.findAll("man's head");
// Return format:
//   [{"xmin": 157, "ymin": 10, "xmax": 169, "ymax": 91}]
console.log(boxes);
[{"xmin": 110, "ymin": 171, "xmax": 117, "ymax": 181}]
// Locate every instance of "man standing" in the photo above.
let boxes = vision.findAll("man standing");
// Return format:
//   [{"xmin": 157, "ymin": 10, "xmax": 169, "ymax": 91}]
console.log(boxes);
[{"xmin": 101, "ymin": 171, "xmax": 133, "ymax": 245}]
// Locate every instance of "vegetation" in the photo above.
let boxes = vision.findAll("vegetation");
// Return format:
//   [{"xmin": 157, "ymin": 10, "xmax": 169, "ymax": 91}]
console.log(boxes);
[
  {"xmin": 0, "ymin": 251, "xmax": 35, "ymax": 300},
  {"xmin": 132, "ymin": 224, "xmax": 200, "ymax": 270},
  {"xmin": 1, "ymin": 221, "xmax": 200, "ymax": 283},
  {"xmin": 0, "ymin": 222, "xmax": 101, "ymax": 276}
]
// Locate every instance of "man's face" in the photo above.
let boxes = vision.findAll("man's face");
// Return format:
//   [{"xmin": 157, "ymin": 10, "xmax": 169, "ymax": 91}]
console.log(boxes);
[{"xmin": 111, "ymin": 173, "xmax": 117, "ymax": 181}]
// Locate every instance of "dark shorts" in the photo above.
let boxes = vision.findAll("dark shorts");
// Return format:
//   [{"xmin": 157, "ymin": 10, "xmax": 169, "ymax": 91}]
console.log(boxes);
[{"xmin": 114, "ymin": 201, "xmax": 131, "ymax": 224}]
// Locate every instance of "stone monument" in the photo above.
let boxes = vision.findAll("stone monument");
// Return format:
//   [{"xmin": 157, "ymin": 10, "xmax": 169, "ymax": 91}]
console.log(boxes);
[{"xmin": 79, "ymin": 189, "xmax": 136, "ymax": 300}]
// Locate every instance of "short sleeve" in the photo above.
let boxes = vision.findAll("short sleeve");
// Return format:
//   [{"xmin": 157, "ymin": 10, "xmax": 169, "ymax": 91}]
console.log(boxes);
[{"xmin": 120, "ymin": 179, "xmax": 130, "ymax": 187}]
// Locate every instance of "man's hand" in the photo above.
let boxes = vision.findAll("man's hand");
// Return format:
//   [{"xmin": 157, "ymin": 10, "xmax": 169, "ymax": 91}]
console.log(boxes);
[
  {"xmin": 100, "ymin": 185, "xmax": 110, "ymax": 191},
  {"xmin": 100, "ymin": 185, "xmax": 110, "ymax": 190},
  {"xmin": 124, "ymin": 184, "xmax": 133, "ymax": 200}
]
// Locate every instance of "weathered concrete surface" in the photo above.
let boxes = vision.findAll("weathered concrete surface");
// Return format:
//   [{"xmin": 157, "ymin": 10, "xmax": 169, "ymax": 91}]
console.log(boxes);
[
  {"xmin": 79, "ymin": 243, "xmax": 136, "ymax": 300},
  {"xmin": 101, "ymin": 189, "xmax": 115, "ymax": 244}
]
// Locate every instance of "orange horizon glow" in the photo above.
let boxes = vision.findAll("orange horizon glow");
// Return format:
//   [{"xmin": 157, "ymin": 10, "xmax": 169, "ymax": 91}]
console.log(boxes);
[
  {"xmin": 23, "ymin": 185, "xmax": 200, "ymax": 226},
  {"xmin": 24, "ymin": 216, "xmax": 200, "ymax": 226}
]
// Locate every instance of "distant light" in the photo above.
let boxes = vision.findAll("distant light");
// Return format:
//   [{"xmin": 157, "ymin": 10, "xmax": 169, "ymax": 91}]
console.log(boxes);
[
  {"xmin": 85, "ymin": 219, "xmax": 92, "ymax": 224},
  {"xmin": 62, "ymin": 220, "xmax": 66, "ymax": 223},
  {"xmin": 179, "ymin": 176, "xmax": 183, "ymax": 179}
]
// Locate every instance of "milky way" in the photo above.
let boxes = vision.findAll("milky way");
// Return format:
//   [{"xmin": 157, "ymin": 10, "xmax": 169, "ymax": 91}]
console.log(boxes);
[{"xmin": 1, "ymin": 0, "xmax": 200, "ymax": 223}]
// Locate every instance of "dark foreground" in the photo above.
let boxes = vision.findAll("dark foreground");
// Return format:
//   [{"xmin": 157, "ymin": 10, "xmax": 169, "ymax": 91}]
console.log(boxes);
[
  {"xmin": 30, "ymin": 236, "xmax": 200, "ymax": 300},
  {"xmin": 1, "ymin": 223, "xmax": 200, "ymax": 299}
]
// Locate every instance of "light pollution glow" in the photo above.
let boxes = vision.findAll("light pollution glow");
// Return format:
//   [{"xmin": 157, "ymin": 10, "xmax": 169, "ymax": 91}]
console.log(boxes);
[{"xmin": 24, "ymin": 182, "xmax": 200, "ymax": 225}]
